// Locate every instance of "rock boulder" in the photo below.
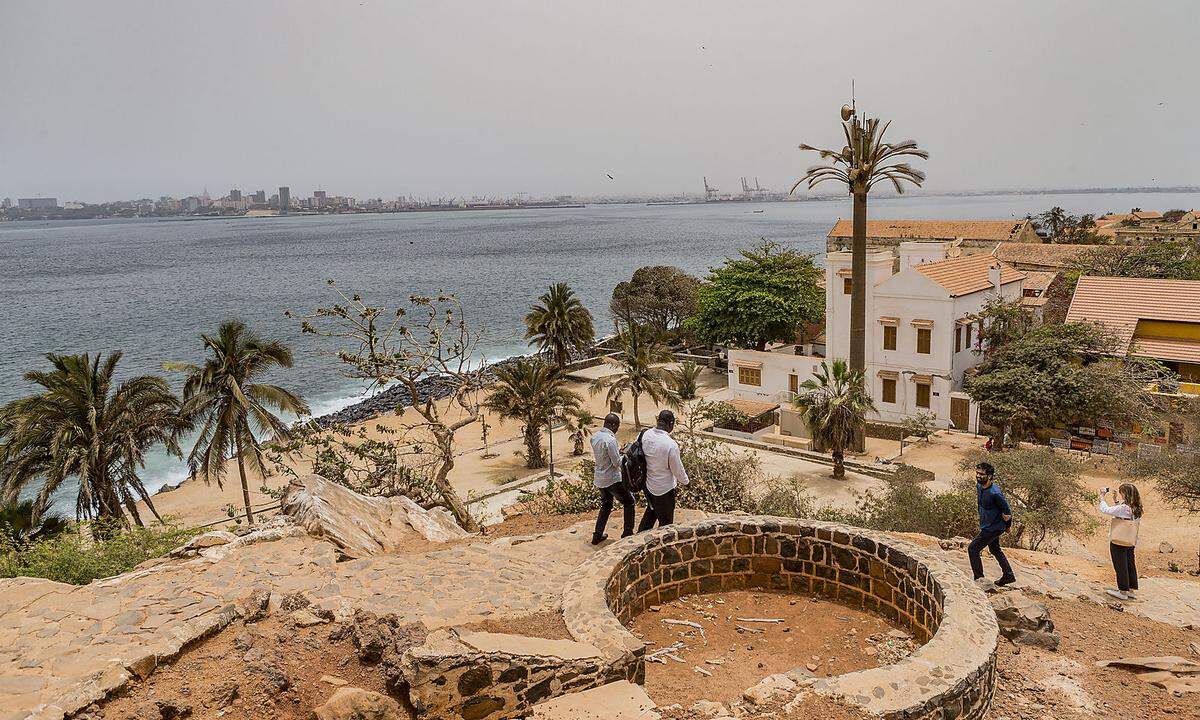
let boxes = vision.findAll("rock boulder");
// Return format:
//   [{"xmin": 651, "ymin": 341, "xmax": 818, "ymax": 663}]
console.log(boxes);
[
  {"xmin": 313, "ymin": 687, "xmax": 408, "ymax": 720},
  {"xmin": 990, "ymin": 591, "xmax": 1060, "ymax": 650}
]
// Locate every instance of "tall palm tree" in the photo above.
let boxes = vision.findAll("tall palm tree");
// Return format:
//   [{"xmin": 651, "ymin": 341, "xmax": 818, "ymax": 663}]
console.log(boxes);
[
  {"xmin": 0, "ymin": 352, "xmax": 189, "ymax": 526},
  {"xmin": 793, "ymin": 106, "xmax": 928, "ymax": 373},
  {"xmin": 565, "ymin": 408, "xmax": 595, "ymax": 456},
  {"xmin": 525, "ymin": 283, "xmax": 595, "ymax": 369},
  {"xmin": 485, "ymin": 358, "xmax": 582, "ymax": 468},
  {"xmin": 590, "ymin": 322, "xmax": 676, "ymax": 429},
  {"xmin": 666, "ymin": 360, "xmax": 704, "ymax": 401},
  {"xmin": 0, "ymin": 499, "xmax": 68, "ymax": 545},
  {"xmin": 167, "ymin": 321, "xmax": 309, "ymax": 524},
  {"xmin": 795, "ymin": 360, "xmax": 876, "ymax": 479}
]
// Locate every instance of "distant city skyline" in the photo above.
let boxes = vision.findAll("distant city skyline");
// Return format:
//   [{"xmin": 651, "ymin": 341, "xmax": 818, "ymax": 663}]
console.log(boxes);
[{"xmin": 3, "ymin": 1, "xmax": 1198, "ymax": 202}]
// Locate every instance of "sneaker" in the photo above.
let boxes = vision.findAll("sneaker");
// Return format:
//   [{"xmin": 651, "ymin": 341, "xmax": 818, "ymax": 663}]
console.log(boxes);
[
  {"xmin": 995, "ymin": 574, "xmax": 1017, "ymax": 587},
  {"xmin": 1125, "ymin": 590, "xmax": 1138, "ymax": 599},
  {"xmin": 590, "ymin": 533, "xmax": 609, "ymax": 546},
  {"xmin": 1105, "ymin": 589, "xmax": 1131, "ymax": 601}
]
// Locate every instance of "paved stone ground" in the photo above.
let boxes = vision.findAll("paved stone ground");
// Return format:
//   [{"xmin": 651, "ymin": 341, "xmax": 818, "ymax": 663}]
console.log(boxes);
[{"xmin": 1, "ymin": 516, "xmax": 1197, "ymax": 720}]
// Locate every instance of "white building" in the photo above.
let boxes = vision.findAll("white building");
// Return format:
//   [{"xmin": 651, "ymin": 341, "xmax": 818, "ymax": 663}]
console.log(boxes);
[{"xmin": 728, "ymin": 242, "xmax": 1024, "ymax": 432}]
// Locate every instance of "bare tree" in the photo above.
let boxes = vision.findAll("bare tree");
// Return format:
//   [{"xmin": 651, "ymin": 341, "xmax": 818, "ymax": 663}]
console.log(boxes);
[{"xmin": 287, "ymin": 282, "xmax": 484, "ymax": 531}]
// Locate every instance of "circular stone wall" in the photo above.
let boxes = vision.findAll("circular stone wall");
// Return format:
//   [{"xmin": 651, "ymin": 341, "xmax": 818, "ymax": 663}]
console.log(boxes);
[{"xmin": 562, "ymin": 516, "xmax": 998, "ymax": 720}]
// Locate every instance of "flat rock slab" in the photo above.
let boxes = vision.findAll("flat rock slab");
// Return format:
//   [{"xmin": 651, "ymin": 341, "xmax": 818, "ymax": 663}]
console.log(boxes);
[
  {"xmin": 531, "ymin": 681, "xmax": 660, "ymax": 720},
  {"xmin": 457, "ymin": 631, "xmax": 601, "ymax": 660}
]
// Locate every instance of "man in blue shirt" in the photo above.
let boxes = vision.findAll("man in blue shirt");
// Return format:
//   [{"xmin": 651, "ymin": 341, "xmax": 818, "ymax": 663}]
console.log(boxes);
[
  {"xmin": 968, "ymin": 462, "xmax": 1016, "ymax": 586},
  {"xmin": 590, "ymin": 413, "xmax": 635, "ymax": 545}
]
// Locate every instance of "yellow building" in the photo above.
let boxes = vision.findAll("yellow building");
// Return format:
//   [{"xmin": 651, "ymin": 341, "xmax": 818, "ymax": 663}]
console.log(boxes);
[{"xmin": 1066, "ymin": 276, "xmax": 1200, "ymax": 393}]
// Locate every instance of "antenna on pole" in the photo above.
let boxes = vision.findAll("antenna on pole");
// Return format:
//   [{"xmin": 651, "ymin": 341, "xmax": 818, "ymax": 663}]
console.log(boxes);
[{"xmin": 851, "ymin": 79, "xmax": 855, "ymax": 113}]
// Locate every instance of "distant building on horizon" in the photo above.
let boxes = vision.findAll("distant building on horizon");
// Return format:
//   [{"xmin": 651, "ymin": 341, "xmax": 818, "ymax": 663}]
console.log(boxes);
[
  {"xmin": 251, "ymin": 189, "xmax": 266, "ymax": 204},
  {"xmin": 826, "ymin": 219, "xmax": 1041, "ymax": 254},
  {"xmin": 17, "ymin": 197, "xmax": 58, "ymax": 210},
  {"xmin": 229, "ymin": 189, "xmax": 242, "ymax": 202},
  {"xmin": 278, "ymin": 186, "xmax": 290, "ymax": 215},
  {"xmin": 1, "ymin": 198, "xmax": 11, "ymax": 209}
]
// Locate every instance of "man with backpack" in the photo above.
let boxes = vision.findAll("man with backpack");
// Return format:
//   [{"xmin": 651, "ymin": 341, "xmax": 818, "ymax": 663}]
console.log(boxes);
[
  {"xmin": 633, "ymin": 409, "xmax": 689, "ymax": 531},
  {"xmin": 590, "ymin": 413, "xmax": 635, "ymax": 545},
  {"xmin": 968, "ymin": 461, "xmax": 1016, "ymax": 587}
]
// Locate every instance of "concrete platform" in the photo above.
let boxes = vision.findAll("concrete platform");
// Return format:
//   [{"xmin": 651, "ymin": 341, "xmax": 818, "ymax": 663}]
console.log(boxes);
[{"xmin": 530, "ymin": 681, "xmax": 659, "ymax": 719}]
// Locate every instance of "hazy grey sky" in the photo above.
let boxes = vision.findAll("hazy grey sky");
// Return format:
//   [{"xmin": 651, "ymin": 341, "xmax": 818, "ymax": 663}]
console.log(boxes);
[{"xmin": 3, "ymin": 0, "xmax": 1198, "ymax": 202}]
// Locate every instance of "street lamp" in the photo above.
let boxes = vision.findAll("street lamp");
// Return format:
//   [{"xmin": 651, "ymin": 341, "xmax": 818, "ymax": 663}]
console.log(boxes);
[{"xmin": 548, "ymin": 404, "xmax": 564, "ymax": 478}]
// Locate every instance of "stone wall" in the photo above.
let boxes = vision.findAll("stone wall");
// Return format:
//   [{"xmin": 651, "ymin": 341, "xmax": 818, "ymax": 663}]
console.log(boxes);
[
  {"xmin": 400, "ymin": 629, "xmax": 637, "ymax": 720},
  {"xmin": 562, "ymin": 516, "xmax": 998, "ymax": 720}
]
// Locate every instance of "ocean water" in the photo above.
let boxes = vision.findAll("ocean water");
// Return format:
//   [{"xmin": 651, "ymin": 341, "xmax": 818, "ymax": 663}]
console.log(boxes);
[{"xmin": 1, "ymin": 190, "xmax": 1197, "ymax": 511}]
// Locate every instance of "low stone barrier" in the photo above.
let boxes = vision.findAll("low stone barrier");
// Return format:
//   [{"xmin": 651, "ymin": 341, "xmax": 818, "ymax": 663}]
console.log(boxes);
[{"xmin": 561, "ymin": 516, "xmax": 998, "ymax": 720}]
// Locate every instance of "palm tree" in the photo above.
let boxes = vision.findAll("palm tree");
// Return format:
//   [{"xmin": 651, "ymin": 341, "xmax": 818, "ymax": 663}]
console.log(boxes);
[
  {"xmin": 793, "ymin": 106, "xmax": 927, "ymax": 374},
  {"xmin": 525, "ymin": 283, "xmax": 595, "ymax": 369},
  {"xmin": 565, "ymin": 409, "xmax": 596, "ymax": 456},
  {"xmin": 794, "ymin": 360, "xmax": 875, "ymax": 479},
  {"xmin": 590, "ymin": 322, "xmax": 676, "ymax": 429},
  {"xmin": 666, "ymin": 361, "xmax": 704, "ymax": 401},
  {"xmin": 485, "ymin": 358, "xmax": 582, "ymax": 468},
  {"xmin": 0, "ymin": 499, "xmax": 68, "ymax": 545},
  {"xmin": 0, "ymin": 352, "xmax": 189, "ymax": 526},
  {"xmin": 167, "ymin": 321, "xmax": 309, "ymax": 524}
]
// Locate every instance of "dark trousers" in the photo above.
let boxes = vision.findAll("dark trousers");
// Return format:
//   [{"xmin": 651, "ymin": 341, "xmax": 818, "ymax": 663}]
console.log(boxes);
[
  {"xmin": 637, "ymin": 487, "xmax": 676, "ymax": 531},
  {"xmin": 593, "ymin": 483, "xmax": 636, "ymax": 541},
  {"xmin": 1110, "ymin": 543, "xmax": 1138, "ymax": 592},
  {"xmin": 968, "ymin": 527, "xmax": 1014, "ymax": 580}
]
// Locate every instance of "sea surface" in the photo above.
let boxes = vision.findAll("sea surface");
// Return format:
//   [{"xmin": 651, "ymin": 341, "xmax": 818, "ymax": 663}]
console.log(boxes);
[{"xmin": 2, "ymin": 190, "xmax": 1197, "ymax": 513}]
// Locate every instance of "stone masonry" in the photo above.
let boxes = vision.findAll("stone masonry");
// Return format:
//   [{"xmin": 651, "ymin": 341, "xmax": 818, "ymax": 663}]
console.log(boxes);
[{"xmin": 562, "ymin": 516, "xmax": 1000, "ymax": 720}]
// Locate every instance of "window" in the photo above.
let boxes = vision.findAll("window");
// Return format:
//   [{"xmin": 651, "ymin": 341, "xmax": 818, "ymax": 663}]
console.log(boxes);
[
  {"xmin": 954, "ymin": 326, "xmax": 962, "ymax": 352},
  {"xmin": 881, "ymin": 378, "xmax": 897, "ymax": 404},
  {"xmin": 843, "ymin": 277, "xmax": 853, "ymax": 295},
  {"xmin": 883, "ymin": 325, "xmax": 897, "ymax": 351},
  {"xmin": 915, "ymin": 382, "xmax": 931, "ymax": 409},
  {"xmin": 965, "ymin": 323, "xmax": 973, "ymax": 351},
  {"xmin": 916, "ymin": 327, "xmax": 932, "ymax": 354},
  {"xmin": 788, "ymin": 373, "xmax": 799, "ymax": 394},
  {"xmin": 738, "ymin": 366, "xmax": 761, "ymax": 386}
]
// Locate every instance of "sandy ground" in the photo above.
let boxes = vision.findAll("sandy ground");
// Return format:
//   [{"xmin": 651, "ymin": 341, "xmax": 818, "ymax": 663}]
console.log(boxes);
[
  {"xmin": 142, "ymin": 364, "xmax": 728, "ymax": 528},
  {"xmin": 631, "ymin": 590, "xmax": 910, "ymax": 708}
]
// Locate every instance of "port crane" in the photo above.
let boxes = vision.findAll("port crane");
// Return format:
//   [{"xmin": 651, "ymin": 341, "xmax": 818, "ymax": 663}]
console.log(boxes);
[{"xmin": 703, "ymin": 176, "xmax": 719, "ymax": 201}]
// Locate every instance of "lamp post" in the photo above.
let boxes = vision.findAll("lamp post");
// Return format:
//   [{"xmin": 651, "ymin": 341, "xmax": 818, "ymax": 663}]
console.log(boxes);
[{"xmin": 548, "ymin": 404, "xmax": 564, "ymax": 478}]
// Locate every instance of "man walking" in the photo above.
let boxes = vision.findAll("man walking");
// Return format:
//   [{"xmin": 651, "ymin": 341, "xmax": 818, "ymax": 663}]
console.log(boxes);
[
  {"xmin": 637, "ymin": 409, "xmax": 689, "ymax": 531},
  {"xmin": 590, "ymin": 413, "xmax": 635, "ymax": 545},
  {"xmin": 968, "ymin": 461, "xmax": 1016, "ymax": 587}
]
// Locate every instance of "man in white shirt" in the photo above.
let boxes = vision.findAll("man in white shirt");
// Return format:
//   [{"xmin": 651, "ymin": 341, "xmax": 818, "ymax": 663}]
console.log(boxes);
[
  {"xmin": 637, "ymin": 409, "xmax": 689, "ymax": 531},
  {"xmin": 590, "ymin": 413, "xmax": 635, "ymax": 544}
]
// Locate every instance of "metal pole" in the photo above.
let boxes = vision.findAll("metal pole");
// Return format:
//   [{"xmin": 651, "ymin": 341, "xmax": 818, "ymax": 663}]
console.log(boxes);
[{"xmin": 548, "ymin": 416, "xmax": 555, "ymax": 478}]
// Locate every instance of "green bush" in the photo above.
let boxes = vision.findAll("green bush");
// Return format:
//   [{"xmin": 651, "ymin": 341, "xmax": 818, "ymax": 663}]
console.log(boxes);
[
  {"xmin": 844, "ymin": 471, "xmax": 979, "ymax": 540},
  {"xmin": 521, "ymin": 461, "xmax": 603, "ymax": 515},
  {"xmin": 0, "ymin": 521, "xmax": 200, "ymax": 585}
]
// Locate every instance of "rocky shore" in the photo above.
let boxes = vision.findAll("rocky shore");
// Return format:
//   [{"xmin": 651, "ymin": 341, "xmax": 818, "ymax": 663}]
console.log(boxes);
[{"xmin": 311, "ymin": 350, "xmax": 607, "ymax": 427}]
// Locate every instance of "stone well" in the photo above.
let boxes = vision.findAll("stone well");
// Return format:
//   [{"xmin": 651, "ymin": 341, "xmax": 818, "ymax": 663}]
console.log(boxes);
[{"xmin": 561, "ymin": 515, "xmax": 999, "ymax": 720}]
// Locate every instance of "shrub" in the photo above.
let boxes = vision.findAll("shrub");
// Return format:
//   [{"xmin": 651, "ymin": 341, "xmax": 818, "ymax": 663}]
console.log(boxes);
[
  {"xmin": 676, "ymin": 436, "xmax": 758, "ymax": 513},
  {"xmin": 843, "ymin": 468, "xmax": 979, "ymax": 540},
  {"xmin": 521, "ymin": 460, "xmax": 603, "ymax": 516},
  {"xmin": 957, "ymin": 448, "xmax": 1096, "ymax": 550},
  {"xmin": 0, "ymin": 520, "xmax": 200, "ymax": 585},
  {"xmin": 754, "ymin": 474, "xmax": 850, "ymax": 523}
]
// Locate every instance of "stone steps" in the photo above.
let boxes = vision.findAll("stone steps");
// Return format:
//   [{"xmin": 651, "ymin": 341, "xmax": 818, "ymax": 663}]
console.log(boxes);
[{"xmin": 529, "ymin": 681, "xmax": 659, "ymax": 720}]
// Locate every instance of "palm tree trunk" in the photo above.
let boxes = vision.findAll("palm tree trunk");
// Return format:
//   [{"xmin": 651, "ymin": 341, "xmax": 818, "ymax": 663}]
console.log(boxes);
[
  {"xmin": 850, "ymin": 190, "xmax": 867, "ymax": 373},
  {"xmin": 832, "ymin": 450, "xmax": 845, "ymax": 479},
  {"xmin": 524, "ymin": 425, "xmax": 545, "ymax": 468},
  {"xmin": 631, "ymin": 392, "xmax": 641, "ymax": 430},
  {"xmin": 234, "ymin": 434, "xmax": 255, "ymax": 525}
]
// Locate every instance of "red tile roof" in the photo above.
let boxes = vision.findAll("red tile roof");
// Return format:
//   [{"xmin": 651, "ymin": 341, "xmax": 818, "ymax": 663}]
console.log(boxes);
[
  {"xmin": 913, "ymin": 254, "xmax": 1024, "ymax": 297},
  {"xmin": 1065, "ymin": 276, "xmax": 1200, "ymax": 356},
  {"xmin": 828, "ymin": 219, "xmax": 1034, "ymax": 242}
]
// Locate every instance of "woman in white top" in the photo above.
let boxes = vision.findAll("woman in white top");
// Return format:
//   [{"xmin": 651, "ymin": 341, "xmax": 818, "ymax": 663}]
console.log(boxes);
[{"xmin": 1099, "ymin": 483, "xmax": 1143, "ymax": 601}]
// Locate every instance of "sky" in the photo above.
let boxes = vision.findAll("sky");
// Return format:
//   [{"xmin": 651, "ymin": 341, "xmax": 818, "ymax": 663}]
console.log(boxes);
[{"xmin": 2, "ymin": 0, "xmax": 1198, "ymax": 203}]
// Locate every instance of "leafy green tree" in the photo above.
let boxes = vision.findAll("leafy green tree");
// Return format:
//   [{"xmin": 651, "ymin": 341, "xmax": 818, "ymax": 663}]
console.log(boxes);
[
  {"xmin": 965, "ymin": 323, "xmax": 1162, "ymax": 448},
  {"xmin": 666, "ymin": 361, "xmax": 704, "ymax": 401},
  {"xmin": 168, "ymin": 321, "xmax": 309, "ymax": 525},
  {"xmin": 485, "ymin": 358, "xmax": 582, "ymax": 468},
  {"xmin": 0, "ymin": 352, "xmax": 188, "ymax": 527},
  {"xmin": 976, "ymin": 297, "xmax": 1036, "ymax": 353},
  {"xmin": 794, "ymin": 360, "xmax": 875, "ymax": 478},
  {"xmin": 687, "ymin": 241, "xmax": 824, "ymax": 351},
  {"xmin": 525, "ymin": 283, "xmax": 595, "ymax": 369},
  {"xmin": 794, "ymin": 109, "xmax": 928, "ymax": 371},
  {"xmin": 610, "ymin": 266, "xmax": 700, "ymax": 338},
  {"xmin": 590, "ymin": 322, "xmax": 676, "ymax": 429}
]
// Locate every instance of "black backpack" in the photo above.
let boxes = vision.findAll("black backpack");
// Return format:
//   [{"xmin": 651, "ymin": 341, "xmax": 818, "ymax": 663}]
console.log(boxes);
[{"xmin": 622, "ymin": 430, "xmax": 648, "ymax": 493}]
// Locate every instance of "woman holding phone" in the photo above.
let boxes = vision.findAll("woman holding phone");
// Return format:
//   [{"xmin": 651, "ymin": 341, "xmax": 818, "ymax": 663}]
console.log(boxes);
[{"xmin": 1099, "ymin": 483, "xmax": 1143, "ymax": 601}]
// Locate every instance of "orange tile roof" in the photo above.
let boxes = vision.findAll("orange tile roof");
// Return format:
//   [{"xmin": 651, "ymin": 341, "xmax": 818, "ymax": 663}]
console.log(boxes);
[
  {"xmin": 726, "ymin": 398, "xmax": 780, "ymax": 418},
  {"xmin": 827, "ymin": 219, "xmax": 1033, "ymax": 242},
  {"xmin": 992, "ymin": 242, "xmax": 1101, "ymax": 269},
  {"xmin": 1131, "ymin": 336, "xmax": 1200, "ymax": 364},
  {"xmin": 912, "ymin": 254, "xmax": 1024, "ymax": 297},
  {"xmin": 1132, "ymin": 211, "xmax": 1163, "ymax": 220},
  {"xmin": 1021, "ymin": 271, "xmax": 1057, "ymax": 292},
  {"xmin": 1065, "ymin": 276, "xmax": 1200, "ymax": 355}
]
